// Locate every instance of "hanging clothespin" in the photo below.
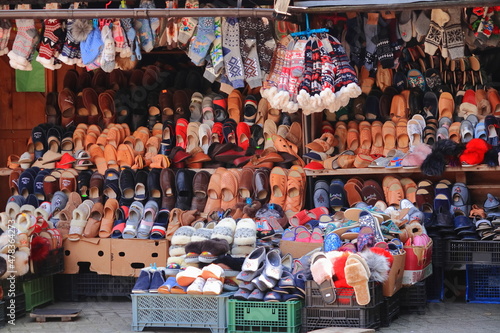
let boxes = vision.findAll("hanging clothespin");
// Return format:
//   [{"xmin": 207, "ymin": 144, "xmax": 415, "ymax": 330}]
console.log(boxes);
[
  {"xmin": 120, "ymin": 0, "xmax": 127, "ymax": 8},
  {"xmin": 105, "ymin": 1, "xmax": 112, "ymax": 9}
]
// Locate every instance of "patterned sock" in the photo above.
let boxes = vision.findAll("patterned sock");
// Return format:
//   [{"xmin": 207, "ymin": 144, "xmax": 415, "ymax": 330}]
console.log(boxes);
[
  {"xmin": 288, "ymin": 39, "xmax": 307, "ymax": 103},
  {"xmin": 363, "ymin": 13, "xmax": 379, "ymax": 70},
  {"xmin": 255, "ymin": 18, "xmax": 276, "ymax": 75},
  {"xmin": 112, "ymin": 20, "xmax": 126, "ymax": 52},
  {"xmin": 319, "ymin": 37, "xmax": 337, "ymax": 111},
  {"xmin": 100, "ymin": 24, "xmax": 116, "ymax": 73},
  {"xmin": 0, "ymin": 19, "xmax": 11, "ymax": 56},
  {"xmin": 37, "ymin": 19, "xmax": 65, "ymax": 69},
  {"xmin": 261, "ymin": 35, "xmax": 292, "ymax": 101},
  {"xmin": 239, "ymin": 17, "xmax": 263, "ymax": 88},
  {"xmin": 443, "ymin": 8, "xmax": 465, "ymax": 60},
  {"xmin": 381, "ymin": 11, "xmax": 403, "ymax": 69},
  {"xmin": 298, "ymin": 38, "xmax": 314, "ymax": 95},
  {"xmin": 203, "ymin": 54, "xmax": 218, "ymax": 83},
  {"xmin": 135, "ymin": 0, "xmax": 158, "ymax": 52},
  {"xmin": 178, "ymin": 0, "xmax": 199, "ymax": 46},
  {"xmin": 162, "ymin": 0, "xmax": 178, "ymax": 50},
  {"xmin": 188, "ymin": 17, "xmax": 215, "ymax": 65},
  {"xmin": 377, "ymin": 16, "xmax": 394, "ymax": 69},
  {"xmin": 8, "ymin": 19, "xmax": 39, "ymax": 69},
  {"xmin": 222, "ymin": 17, "xmax": 245, "ymax": 88},
  {"xmin": 272, "ymin": 38, "xmax": 293, "ymax": 109},
  {"xmin": 59, "ymin": 16, "xmax": 81, "ymax": 65},
  {"xmin": 345, "ymin": 13, "xmax": 364, "ymax": 67},
  {"xmin": 424, "ymin": 9, "xmax": 450, "ymax": 56},
  {"xmin": 210, "ymin": 17, "xmax": 224, "ymax": 75},
  {"xmin": 310, "ymin": 40, "xmax": 323, "ymax": 96}
]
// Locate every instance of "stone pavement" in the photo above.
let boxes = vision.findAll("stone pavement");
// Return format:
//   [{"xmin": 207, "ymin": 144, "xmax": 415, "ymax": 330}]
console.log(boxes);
[{"xmin": 3, "ymin": 297, "xmax": 500, "ymax": 332}]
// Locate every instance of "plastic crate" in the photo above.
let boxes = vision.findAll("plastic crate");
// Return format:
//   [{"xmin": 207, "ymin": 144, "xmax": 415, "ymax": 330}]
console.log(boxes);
[
  {"xmin": 431, "ymin": 237, "xmax": 446, "ymax": 268},
  {"xmin": 227, "ymin": 299, "xmax": 302, "ymax": 333},
  {"xmin": 75, "ymin": 273, "xmax": 136, "ymax": 298},
  {"xmin": 0, "ymin": 300, "xmax": 4, "ymax": 328},
  {"xmin": 53, "ymin": 274, "xmax": 78, "ymax": 301},
  {"xmin": 301, "ymin": 305, "xmax": 380, "ymax": 332},
  {"xmin": 33, "ymin": 248, "xmax": 64, "ymax": 277},
  {"xmin": 3, "ymin": 292, "xmax": 26, "ymax": 320},
  {"xmin": 447, "ymin": 241, "xmax": 500, "ymax": 266},
  {"xmin": 22, "ymin": 276, "xmax": 54, "ymax": 311},
  {"xmin": 426, "ymin": 267, "xmax": 444, "ymax": 302},
  {"xmin": 466, "ymin": 265, "xmax": 500, "ymax": 303},
  {"xmin": 380, "ymin": 291, "xmax": 400, "ymax": 327},
  {"xmin": 400, "ymin": 281, "xmax": 426, "ymax": 315},
  {"xmin": 132, "ymin": 292, "xmax": 233, "ymax": 332},
  {"xmin": 305, "ymin": 280, "xmax": 383, "ymax": 308}
]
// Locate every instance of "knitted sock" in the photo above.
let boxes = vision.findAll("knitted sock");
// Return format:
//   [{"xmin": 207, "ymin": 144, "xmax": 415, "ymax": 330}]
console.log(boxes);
[
  {"xmin": 120, "ymin": 17, "xmax": 134, "ymax": 58},
  {"xmin": 381, "ymin": 11, "xmax": 402, "ymax": 69},
  {"xmin": 178, "ymin": 0, "xmax": 199, "ymax": 46},
  {"xmin": 8, "ymin": 19, "xmax": 39, "ymax": 69},
  {"xmin": 210, "ymin": 17, "xmax": 224, "ymax": 75},
  {"xmin": 135, "ymin": 1, "xmax": 155, "ymax": 52},
  {"xmin": 288, "ymin": 39, "xmax": 307, "ymax": 103},
  {"xmin": 188, "ymin": 16, "xmax": 215, "ymax": 65},
  {"xmin": 255, "ymin": 18, "xmax": 276, "ymax": 75},
  {"xmin": 222, "ymin": 17, "xmax": 245, "ymax": 88},
  {"xmin": 377, "ymin": 16, "xmax": 394, "ymax": 69},
  {"xmin": 59, "ymin": 17, "xmax": 81, "ymax": 65},
  {"xmin": 319, "ymin": 38, "xmax": 336, "ymax": 93},
  {"xmin": 159, "ymin": 0, "xmax": 178, "ymax": 50},
  {"xmin": 261, "ymin": 35, "xmax": 292, "ymax": 102},
  {"xmin": 0, "ymin": 19, "xmax": 12, "ymax": 56},
  {"xmin": 415, "ymin": 10, "xmax": 431, "ymax": 42},
  {"xmin": 363, "ymin": 13, "xmax": 379, "ymax": 70},
  {"xmin": 345, "ymin": 13, "xmax": 364, "ymax": 67},
  {"xmin": 239, "ymin": 17, "xmax": 263, "ymax": 88},
  {"xmin": 112, "ymin": 20, "xmax": 126, "ymax": 52},
  {"xmin": 443, "ymin": 8, "xmax": 465, "ymax": 60},
  {"xmin": 273, "ymin": 38, "xmax": 293, "ymax": 109},
  {"xmin": 310, "ymin": 40, "xmax": 323, "ymax": 97},
  {"xmin": 203, "ymin": 54, "xmax": 218, "ymax": 83},
  {"xmin": 297, "ymin": 38, "xmax": 314, "ymax": 114},
  {"xmin": 424, "ymin": 9, "xmax": 450, "ymax": 56},
  {"xmin": 100, "ymin": 24, "xmax": 116, "ymax": 73},
  {"xmin": 36, "ymin": 19, "xmax": 64, "ymax": 69}
]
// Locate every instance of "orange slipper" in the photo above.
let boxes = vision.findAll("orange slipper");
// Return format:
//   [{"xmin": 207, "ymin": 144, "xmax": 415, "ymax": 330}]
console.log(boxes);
[
  {"xmin": 338, "ymin": 154, "xmax": 356, "ymax": 169},
  {"xmin": 286, "ymin": 122, "xmax": 302, "ymax": 149},
  {"xmin": 344, "ymin": 181, "xmax": 363, "ymax": 207},
  {"xmin": 390, "ymin": 94, "xmax": 406, "ymax": 123},
  {"xmin": 382, "ymin": 175, "xmax": 398, "ymax": 199},
  {"xmin": 227, "ymin": 89, "xmax": 243, "ymax": 123},
  {"xmin": 95, "ymin": 156, "xmax": 108, "ymax": 176},
  {"xmin": 104, "ymin": 144, "xmax": 119, "ymax": 170},
  {"xmin": 116, "ymin": 143, "xmax": 135, "ymax": 168},
  {"xmin": 107, "ymin": 126, "xmax": 121, "ymax": 148},
  {"xmin": 150, "ymin": 154, "xmax": 170, "ymax": 168},
  {"xmin": 84, "ymin": 132, "xmax": 98, "ymax": 150},
  {"xmin": 487, "ymin": 88, "xmax": 500, "ymax": 116},
  {"xmin": 285, "ymin": 170, "xmax": 303, "ymax": 218},
  {"xmin": 131, "ymin": 154, "xmax": 146, "ymax": 170},
  {"xmin": 334, "ymin": 122, "xmax": 348, "ymax": 151},
  {"xmin": 353, "ymin": 153, "xmax": 374, "ymax": 168},
  {"xmin": 96, "ymin": 134, "xmax": 108, "ymax": 147},
  {"xmin": 264, "ymin": 119, "xmax": 278, "ymax": 150},
  {"xmin": 152, "ymin": 123, "xmax": 163, "ymax": 137},
  {"xmin": 146, "ymin": 136, "xmax": 161, "ymax": 155},
  {"xmin": 382, "ymin": 121, "xmax": 397, "ymax": 156},
  {"xmin": 400, "ymin": 177, "xmax": 417, "ymax": 204},
  {"xmin": 204, "ymin": 171, "xmax": 222, "ymax": 214},
  {"xmin": 438, "ymin": 92, "xmax": 455, "ymax": 119},
  {"xmin": 134, "ymin": 126, "xmax": 150, "ymax": 147},
  {"xmin": 347, "ymin": 128, "xmax": 360, "ymax": 153},
  {"xmin": 256, "ymin": 97, "xmax": 269, "ymax": 126},
  {"xmin": 306, "ymin": 132, "xmax": 336, "ymax": 153},
  {"xmin": 387, "ymin": 181, "xmax": 405, "ymax": 206},
  {"xmin": 269, "ymin": 167, "xmax": 288, "ymax": 209},
  {"xmin": 396, "ymin": 119, "xmax": 409, "ymax": 153},
  {"xmin": 448, "ymin": 122, "xmax": 461, "ymax": 143},
  {"xmin": 358, "ymin": 121, "xmax": 372, "ymax": 155},
  {"xmin": 370, "ymin": 121, "xmax": 384, "ymax": 157}
]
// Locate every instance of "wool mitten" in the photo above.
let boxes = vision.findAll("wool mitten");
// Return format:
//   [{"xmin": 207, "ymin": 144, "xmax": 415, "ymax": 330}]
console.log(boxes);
[
  {"xmin": 380, "ymin": 11, "xmax": 402, "ymax": 69},
  {"xmin": 222, "ymin": 17, "xmax": 245, "ymax": 88},
  {"xmin": 37, "ymin": 19, "xmax": 65, "ymax": 70},
  {"xmin": 442, "ymin": 8, "xmax": 465, "ymax": 60},
  {"xmin": 239, "ymin": 17, "xmax": 263, "ymax": 88},
  {"xmin": 255, "ymin": 18, "xmax": 275, "ymax": 74},
  {"xmin": 424, "ymin": 9, "xmax": 450, "ymax": 56},
  {"xmin": 178, "ymin": 0, "xmax": 199, "ymax": 46},
  {"xmin": 188, "ymin": 16, "xmax": 215, "ymax": 66},
  {"xmin": 0, "ymin": 19, "xmax": 12, "ymax": 56},
  {"xmin": 100, "ymin": 24, "xmax": 116, "ymax": 73},
  {"xmin": 8, "ymin": 19, "xmax": 39, "ymax": 70},
  {"xmin": 59, "ymin": 17, "xmax": 82, "ymax": 65},
  {"xmin": 363, "ymin": 13, "xmax": 379, "ymax": 70}
]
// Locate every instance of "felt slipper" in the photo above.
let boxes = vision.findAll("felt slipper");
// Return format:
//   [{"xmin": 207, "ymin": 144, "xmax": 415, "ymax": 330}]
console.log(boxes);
[
  {"xmin": 448, "ymin": 122, "xmax": 461, "ymax": 143},
  {"xmin": 329, "ymin": 179, "xmax": 346, "ymax": 211},
  {"xmin": 282, "ymin": 228, "xmax": 296, "ymax": 241},
  {"xmin": 382, "ymin": 121, "xmax": 397, "ymax": 156},
  {"xmin": 398, "ymin": 10, "xmax": 414, "ymax": 42},
  {"xmin": 294, "ymin": 225, "xmax": 311, "ymax": 242},
  {"xmin": 310, "ymin": 227, "xmax": 324, "ymax": 243},
  {"xmin": 310, "ymin": 252, "xmax": 336, "ymax": 304},
  {"xmin": 122, "ymin": 201, "xmax": 144, "ymax": 239},
  {"xmin": 396, "ymin": 119, "xmax": 409, "ymax": 152},
  {"xmin": 313, "ymin": 180, "xmax": 330, "ymax": 209},
  {"xmin": 344, "ymin": 254, "xmax": 371, "ymax": 306},
  {"xmin": 344, "ymin": 181, "xmax": 363, "ymax": 207}
]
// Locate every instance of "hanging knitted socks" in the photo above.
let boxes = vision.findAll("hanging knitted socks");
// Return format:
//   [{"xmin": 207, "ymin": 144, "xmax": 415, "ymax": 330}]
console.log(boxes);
[
  {"xmin": 297, "ymin": 38, "xmax": 315, "ymax": 115},
  {"xmin": 363, "ymin": 12, "xmax": 379, "ymax": 71},
  {"xmin": 136, "ymin": 0, "xmax": 159, "ymax": 52},
  {"xmin": 59, "ymin": 15, "xmax": 82, "ymax": 66},
  {"xmin": 239, "ymin": 17, "xmax": 263, "ymax": 88},
  {"xmin": 188, "ymin": 16, "xmax": 215, "ymax": 65},
  {"xmin": 178, "ymin": 0, "xmax": 199, "ymax": 47},
  {"xmin": 345, "ymin": 12, "xmax": 364, "ymax": 68},
  {"xmin": 377, "ymin": 16, "xmax": 394, "ymax": 69},
  {"xmin": 222, "ymin": 17, "xmax": 245, "ymax": 89},
  {"xmin": 100, "ymin": 23, "xmax": 116, "ymax": 73},
  {"xmin": 210, "ymin": 17, "xmax": 224, "ymax": 75},
  {"xmin": 36, "ymin": 19, "xmax": 65, "ymax": 70},
  {"xmin": 424, "ymin": 9, "xmax": 450, "ymax": 55},
  {"xmin": 381, "ymin": 11, "xmax": 403, "ymax": 69},
  {"xmin": 286, "ymin": 38, "xmax": 307, "ymax": 112},
  {"xmin": 319, "ymin": 37, "xmax": 337, "ymax": 112},
  {"xmin": 273, "ymin": 38, "xmax": 294, "ymax": 109},
  {"xmin": 261, "ymin": 35, "xmax": 293, "ymax": 102},
  {"xmin": 256, "ymin": 18, "xmax": 276, "ymax": 75},
  {"xmin": 442, "ymin": 8, "xmax": 465, "ymax": 60},
  {"xmin": 112, "ymin": 20, "xmax": 126, "ymax": 53},
  {"xmin": 0, "ymin": 19, "xmax": 12, "ymax": 56},
  {"xmin": 8, "ymin": 19, "xmax": 39, "ymax": 71}
]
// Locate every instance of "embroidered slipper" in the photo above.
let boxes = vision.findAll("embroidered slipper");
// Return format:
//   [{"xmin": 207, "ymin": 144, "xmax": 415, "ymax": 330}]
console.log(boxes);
[
  {"xmin": 356, "ymin": 226, "xmax": 375, "ymax": 251},
  {"xmin": 358, "ymin": 210, "xmax": 384, "ymax": 243}
]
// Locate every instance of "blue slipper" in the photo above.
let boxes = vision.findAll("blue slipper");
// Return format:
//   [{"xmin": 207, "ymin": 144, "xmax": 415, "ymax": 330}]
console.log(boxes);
[{"xmin": 323, "ymin": 232, "xmax": 342, "ymax": 252}]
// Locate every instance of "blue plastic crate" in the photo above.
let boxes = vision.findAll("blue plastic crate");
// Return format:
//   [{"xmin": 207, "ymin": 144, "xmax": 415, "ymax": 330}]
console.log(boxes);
[{"xmin": 466, "ymin": 265, "xmax": 500, "ymax": 304}]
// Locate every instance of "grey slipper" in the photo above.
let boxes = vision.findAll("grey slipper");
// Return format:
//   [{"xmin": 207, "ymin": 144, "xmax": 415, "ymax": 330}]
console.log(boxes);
[
  {"xmin": 460, "ymin": 120, "xmax": 474, "ymax": 143},
  {"xmin": 50, "ymin": 191, "xmax": 69, "ymax": 217},
  {"xmin": 484, "ymin": 193, "xmax": 500, "ymax": 211},
  {"xmin": 314, "ymin": 180, "xmax": 330, "ymax": 209}
]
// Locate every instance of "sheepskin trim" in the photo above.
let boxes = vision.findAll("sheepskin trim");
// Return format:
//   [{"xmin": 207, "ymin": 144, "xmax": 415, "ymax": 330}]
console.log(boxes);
[
  {"xmin": 358, "ymin": 249, "xmax": 390, "ymax": 283},
  {"xmin": 169, "ymin": 245, "xmax": 186, "ymax": 257},
  {"xmin": 217, "ymin": 218, "xmax": 237, "ymax": 232},
  {"xmin": 14, "ymin": 251, "xmax": 29, "ymax": 277},
  {"xmin": 191, "ymin": 228, "xmax": 213, "ymax": 242},
  {"xmin": 459, "ymin": 102, "xmax": 478, "ymax": 116},
  {"xmin": 233, "ymin": 228, "xmax": 257, "ymax": 246},
  {"xmin": 231, "ymin": 244, "xmax": 255, "ymax": 257},
  {"xmin": 237, "ymin": 218, "xmax": 257, "ymax": 231}
]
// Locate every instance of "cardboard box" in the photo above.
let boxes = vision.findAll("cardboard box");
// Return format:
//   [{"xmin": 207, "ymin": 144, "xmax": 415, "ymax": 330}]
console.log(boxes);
[
  {"xmin": 383, "ymin": 251, "xmax": 406, "ymax": 297},
  {"xmin": 63, "ymin": 238, "xmax": 111, "ymax": 274},
  {"xmin": 403, "ymin": 239, "xmax": 433, "ymax": 286},
  {"xmin": 279, "ymin": 240, "xmax": 322, "ymax": 259},
  {"xmin": 111, "ymin": 239, "xmax": 168, "ymax": 277}
]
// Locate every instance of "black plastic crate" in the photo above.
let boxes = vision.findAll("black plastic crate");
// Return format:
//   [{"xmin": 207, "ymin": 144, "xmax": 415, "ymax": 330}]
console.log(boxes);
[
  {"xmin": 380, "ymin": 291, "xmax": 400, "ymax": 327},
  {"xmin": 3, "ymin": 292, "xmax": 26, "ymax": 320},
  {"xmin": 426, "ymin": 267, "xmax": 444, "ymax": 302},
  {"xmin": 400, "ymin": 281, "xmax": 427, "ymax": 315},
  {"xmin": 0, "ymin": 300, "xmax": 4, "ymax": 328},
  {"xmin": 466, "ymin": 265, "xmax": 500, "ymax": 303},
  {"xmin": 447, "ymin": 241, "xmax": 500, "ymax": 266},
  {"xmin": 54, "ymin": 273, "xmax": 136, "ymax": 300},
  {"xmin": 431, "ymin": 237, "xmax": 446, "ymax": 268},
  {"xmin": 53, "ymin": 274, "xmax": 78, "ymax": 302},
  {"xmin": 35, "ymin": 248, "xmax": 64, "ymax": 277},
  {"xmin": 301, "ymin": 305, "xmax": 381, "ymax": 332},
  {"xmin": 305, "ymin": 280, "xmax": 383, "ymax": 308}
]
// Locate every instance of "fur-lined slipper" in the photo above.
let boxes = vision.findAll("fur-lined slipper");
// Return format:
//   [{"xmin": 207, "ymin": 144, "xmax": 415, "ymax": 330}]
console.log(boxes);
[
  {"xmin": 310, "ymin": 252, "xmax": 336, "ymax": 304},
  {"xmin": 231, "ymin": 244, "xmax": 255, "ymax": 258},
  {"xmin": 191, "ymin": 228, "xmax": 213, "ymax": 242},
  {"xmin": 344, "ymin": 254, "xmax": 371, "ymax": 306},
  {"xmin": 176, "ymin": 266, "xmax": 202, "ymax": 287},
  {"xmin": 171, "ymin": 226, "xmax": 196, "ymax": 246},
  {"xmin": 211, "ymin": 218, "xmax": 237, "ymax": 244},
  {"xmin": 358, "ymin": 249, "xmax": 390, "ymax": 283},
  {"xmin": 233, "ymin": 218, "xmax": 257, "ymax": 246},
  {"xmin": 187, "ymin": 276, "xmax": 206, "ymax": 295},
  {"xmin": 199, "ymin": 238, "xmax": 231, "ymax": 263},
  {"xmin": 169, "ymin": 245, "xmax": 187, "ymax": 257},
  {"xmin": 14, "ymin": 250, "xmax": 30, "ymax": 277},
  {"xmin": 201, "ymin": 263, "xmax": 225, "ymax": 281},
  {"xmin": 203, "ymin": 277, "xmax": 223, "ymax": 295}
]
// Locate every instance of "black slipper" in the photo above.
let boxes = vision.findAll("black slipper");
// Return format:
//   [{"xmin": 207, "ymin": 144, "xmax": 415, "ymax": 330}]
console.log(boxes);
[
  {"xmin": 134, "ymin": 169, "xmax": 149, "ymax": 202},
  {"xmin": 148, "ymin": 168, "xmax": 162, "ymax": 206},
  {"xmin": 175, "ymin": 169, "xmax": 195, "ymax": 210},
  {"xmin": 119, "ymin": 167, "xmax": 136, "ymax": 202}
]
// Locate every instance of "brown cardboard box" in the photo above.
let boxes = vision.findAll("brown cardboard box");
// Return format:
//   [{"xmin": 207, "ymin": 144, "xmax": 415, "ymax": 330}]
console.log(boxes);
[
  {"xmin": 111, "ymin": 239, "xmax": 168, "ymax": 277},
  {"xmin": 383, "ymin": 251, "xmax": 406, "ymax": 297},
  {"xmin": 63, "ymin": 238, "xmax": 112, "ymax": 274},
  {"xmin": 403, "ymin": 239, "xmax": 433, "ymax": 286},
  {"xmin": 279, "ymin": 240, "xmax": 322, "ymax": 259}
]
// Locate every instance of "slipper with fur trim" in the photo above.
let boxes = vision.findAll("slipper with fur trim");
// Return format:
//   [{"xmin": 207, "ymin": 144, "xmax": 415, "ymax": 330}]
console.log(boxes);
[
  {"xmin": 211, "ymin": 217, "xmax": 237, "ymax": 245},
  {"xmin": 233, "ymin": 218, "xmax": 257, "ymax": 246},
  {"xmin": 311, "ymin": 252, "xmax": 336, "ymax": 303},
  {"xmin": 344, "ymin": 254, "xmax": 371, "ymax": 305}
]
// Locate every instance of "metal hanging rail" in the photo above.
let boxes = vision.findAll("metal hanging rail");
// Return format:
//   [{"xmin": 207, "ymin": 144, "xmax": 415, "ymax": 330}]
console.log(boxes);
[{"xmin": 0, "ymin": 7, "xmax": 276, "ymax": 19}]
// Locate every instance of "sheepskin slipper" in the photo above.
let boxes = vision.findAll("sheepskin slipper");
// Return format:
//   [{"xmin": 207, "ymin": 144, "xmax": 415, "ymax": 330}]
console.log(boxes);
[
  {"xmin": 344, "ymin": 254, "xmax": 371, "ymax": 306},
  {"xmin": 171, "ymin": 226, "xmax": 196, "ymax": 246},
  {"xmin": 169, "ymin": 245, "xmax": 187, "ymax": 257},
  {"xmin": 191, "ymin": 228, "xmax": 213, "ymax": 243},
  {"xmin": 14, "ymin": 250, "xmax": 29, "ymax": 277},
  {"xmin": 232, "ymin": 244, "xmax": 256, "ymax": 258},
  {"xmin": 0, "ymin": 253, "xmax": 7, "ymax": 278},
  {"xmin": 176, "ymin": 266, "xmax": 202, "ymax": 287},
  {"xmin": 310, "ymin": 252, "xmax": 336, "ymax": 304},
  {"xmin": 358, "ymin": 249, "xmax": 390, "ymax": 283},
  {"xmin": 0, "ymin": 213, "xmax": 9, "ymax": 232},
  {"xmin": 211, "ymin": 218, "xmax": 237, "ymax": 245},
  {"xmin": 201, "ymin": 263, "xmax": 225, "ymax": 281},
  {"xmin": 233, "ymin": 218, "xmax": 257, "ymax": 246},
  {"xmin": 5, "ymin": 202, "xmax": 20, "ymax": 219}
]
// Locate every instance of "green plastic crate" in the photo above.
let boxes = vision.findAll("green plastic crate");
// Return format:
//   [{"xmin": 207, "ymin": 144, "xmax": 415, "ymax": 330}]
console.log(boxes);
[
  {"xmin": 22, "ymin": 275, "xmax": 54, "ymax": 311},
  {"xmin": 227, "ymin": 300, "xmax": 302, "ymax": 333}
]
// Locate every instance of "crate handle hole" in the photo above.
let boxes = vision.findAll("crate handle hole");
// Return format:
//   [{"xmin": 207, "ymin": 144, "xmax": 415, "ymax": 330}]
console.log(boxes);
[
  {"xmin": 119, "ymin": 251, "xmax": 125, "ymax": 257},
  {"xmin": 65, "ymin": 250, "xmax": 70, "ymax": 256},
  {"xmin": 151, "ymin": 253, "xmax": 158, "ymax": 258},
  {"xmin": 98, "ymin": 250, "xmax": 104, "ymax": 257},
  {"xmin": 131, "ymin": 262, "xmax": 145, "ymax": 269}
]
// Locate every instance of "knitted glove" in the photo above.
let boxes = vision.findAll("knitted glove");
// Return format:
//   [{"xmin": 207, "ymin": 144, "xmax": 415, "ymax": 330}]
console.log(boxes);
[
  {"xmin": 424, "ymin": 9, "xmax": 450, "ymax": 56},
  {"xmin": 8, "ymin": 19, "xmax": 39, "ymax": 69},
  {"xmin": 0, "ymin": 19, "xmax": 12, "ymax": 56},
  {"xmin": 37, "ymin": 19, "xmax": 65, "ymax": 69},
  {"xmin": 442, "ymin": 8, "xmax": 465, "ymax": 60}
]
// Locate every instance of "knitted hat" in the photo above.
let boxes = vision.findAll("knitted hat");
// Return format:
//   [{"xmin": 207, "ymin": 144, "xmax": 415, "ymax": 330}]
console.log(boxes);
[
  {"xmin": 80, "ymin": 26, "xmax": 103, "ymax": 65},
  {"xmin": 297, "ymin": 38, "xmax": 316, "ymax": 115}
]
